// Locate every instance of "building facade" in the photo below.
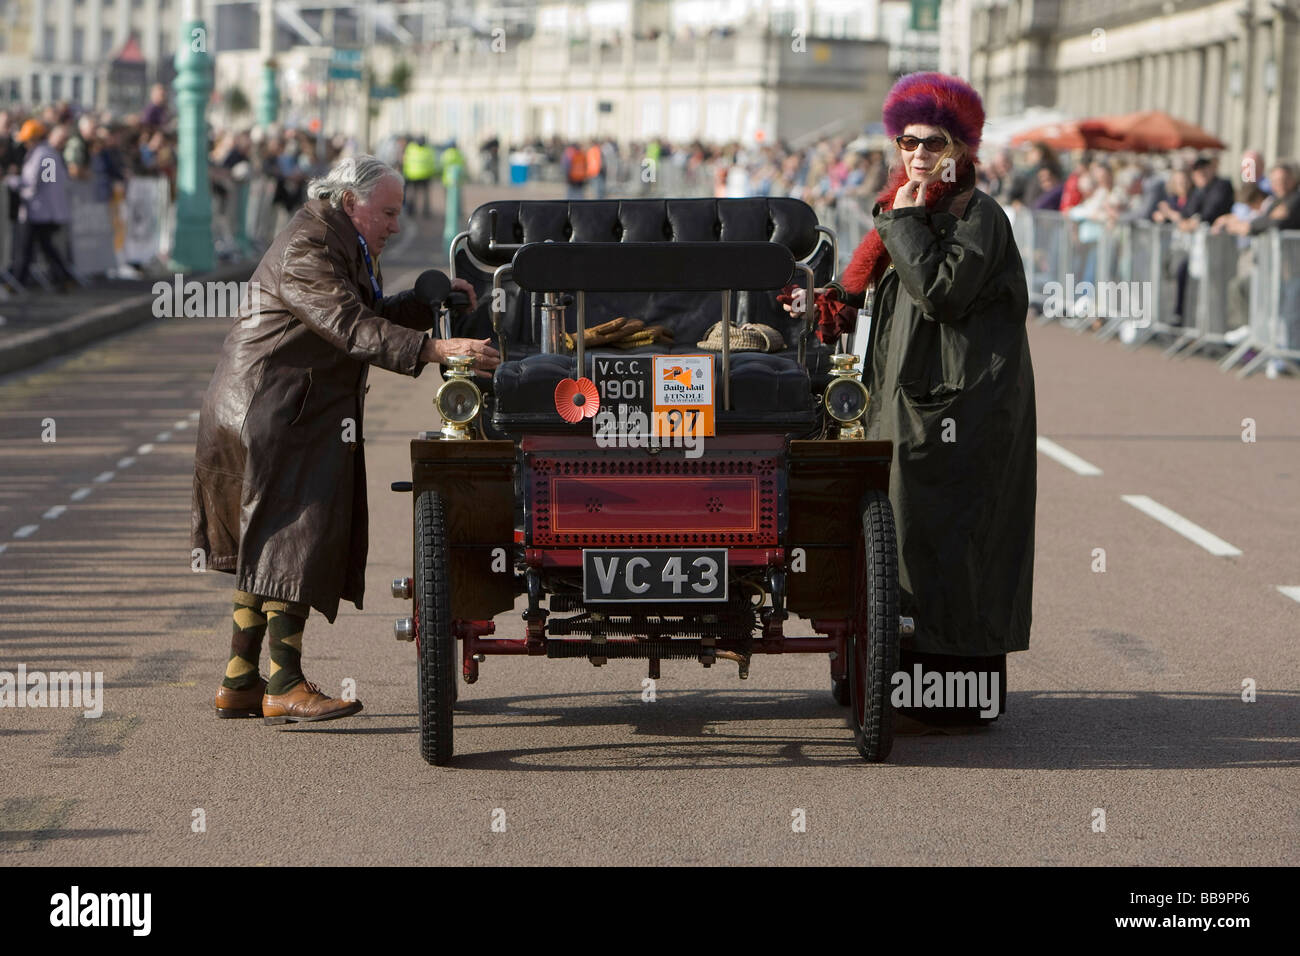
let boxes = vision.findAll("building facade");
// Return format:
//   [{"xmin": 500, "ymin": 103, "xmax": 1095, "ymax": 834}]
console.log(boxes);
[
  {"xmin": 0, "ymin": 0, "xmax": 184, "ymax": 109},
  {"xmin": 958, "ymin": 0, "xmax": 1300, "ymax": 161},
  {"xmin": 209, "ymin": 0, "xmax": 894, "ymax": 148}
]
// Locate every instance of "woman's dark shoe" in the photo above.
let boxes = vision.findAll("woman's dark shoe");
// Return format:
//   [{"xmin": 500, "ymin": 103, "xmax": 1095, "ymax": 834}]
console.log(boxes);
[
  {"xmin": 215, "ymin": 677, "xmax": 268, "ymax": 718},
  {"xmin": 262, "ymin": 679, "xmax": 363, "ymax": 724}
]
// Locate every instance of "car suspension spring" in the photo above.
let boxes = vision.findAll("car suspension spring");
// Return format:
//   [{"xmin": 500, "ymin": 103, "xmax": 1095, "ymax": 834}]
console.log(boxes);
[
  {"xmin": 546, "ymin": 616, "xmax": 756, "ymax": 639},
  {"xmin": 547, "ymin": 640, "xmax": 707, "ymax": 660}
]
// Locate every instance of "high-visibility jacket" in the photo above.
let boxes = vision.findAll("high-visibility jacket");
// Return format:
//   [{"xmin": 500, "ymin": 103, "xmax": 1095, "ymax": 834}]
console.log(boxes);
[
  {"xmin": 440, "ymin": 145, "xmax": 465, "ymax": 186},
  {"xmin": 403, "ymin": 142, "xmax": 437, "ymax": 181},
  {"xmin": 586, "ymin": 144, "xmax": 602, "ymax": 177}
]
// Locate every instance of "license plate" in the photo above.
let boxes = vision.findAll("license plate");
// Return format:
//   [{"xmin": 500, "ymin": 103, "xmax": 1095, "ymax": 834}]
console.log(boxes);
[{"xmin": 582, "ymin": 548, "xmax": 728, "ymax": 603}]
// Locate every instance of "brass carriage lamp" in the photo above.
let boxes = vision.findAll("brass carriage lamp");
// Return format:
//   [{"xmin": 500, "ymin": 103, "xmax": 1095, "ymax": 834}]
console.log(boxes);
[
  {"xmin": 435, "ymin": 355, "xmax": 483, "ymax": 440},
  {"xmin": 823, "ymin": 353, "xmax": 870, "ymax": 440}
]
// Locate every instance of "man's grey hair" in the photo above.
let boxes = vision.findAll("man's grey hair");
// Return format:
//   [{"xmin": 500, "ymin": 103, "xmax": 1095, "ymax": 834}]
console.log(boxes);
[{"xmin": 307, "ymin": 155, "xmax": 403, "ymax": 208}]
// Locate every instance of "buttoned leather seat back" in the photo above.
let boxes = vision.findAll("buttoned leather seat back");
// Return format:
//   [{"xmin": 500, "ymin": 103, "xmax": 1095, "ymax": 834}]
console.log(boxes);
[
  {"xmin": 446, "ymin": 198, "xmax": 838, "ymax": 434},
  {"xmin": 451, "ymin": 197, "xmax": 834, "ymax": 349}
]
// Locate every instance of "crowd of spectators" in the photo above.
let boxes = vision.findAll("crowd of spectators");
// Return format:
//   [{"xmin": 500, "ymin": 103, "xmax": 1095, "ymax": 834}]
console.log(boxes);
[
  {"xmin": 499, "ymin": 133, "xmax": 892, "ymax": 217},
  {"xmin": 1, "ymin": 85, "xmax": 366, "ymax": 290}
]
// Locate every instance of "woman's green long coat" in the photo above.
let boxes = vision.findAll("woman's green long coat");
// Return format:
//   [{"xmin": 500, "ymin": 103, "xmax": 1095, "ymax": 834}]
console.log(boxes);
[{"xmin": 862, "ymin": 188, "xmax": 1037, "ymax": 657}]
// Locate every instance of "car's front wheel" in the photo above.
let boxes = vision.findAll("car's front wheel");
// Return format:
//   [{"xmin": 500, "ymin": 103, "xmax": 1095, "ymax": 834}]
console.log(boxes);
[
  {"xmin": 415, "ymin": 489, "xmax": 456, "ymax": 765},
  {"xmin": 848, "ymin": 490, "xmax": 899, "ymax": 762}
]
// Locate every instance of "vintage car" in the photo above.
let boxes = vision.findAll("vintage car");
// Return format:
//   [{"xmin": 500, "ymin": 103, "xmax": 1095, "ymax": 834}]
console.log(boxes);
[{"xmin": 391, "ymin": 197, "xmax": 905, "ymax": 765}]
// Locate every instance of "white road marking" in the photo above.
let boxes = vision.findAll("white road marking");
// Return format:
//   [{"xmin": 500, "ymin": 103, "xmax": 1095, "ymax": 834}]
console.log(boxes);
[
  {"xmin": 42, "ymin": 505, "xmax": 66, "ymax": 520},
  {"xmin": 188, "ymin": 411, "xmax": 200, "ymax": 420},
  {"xmin": 1121, "ymin": 495, "xmax": 1242, "ymax": 557},
  {"xmin": 1037, "ymin": 436, "xmax": 1103, "ymax": 476},
  {"xmin": 14, "ymin": 525, "xmax": 38, "ymax": 538},
  {"xmin": 93, "ymin": 471, "xmax": 115, "ymax": 483},
  {"xmin": 155, "ymin": 431, "xmax": 172, "ymax": 442},
  {"xmin": 0, "ymin": 544, "xmax": 7, "ymax": 555},
  {"xmin": 117, "ymin": 456, "xmax": 136, "ymax": 468},
  {"xmin": 136, "ymin": 443, "xmax": 154, "ymax": 455},
  {"xmin": 1278, "ymin": 586, "xmax": 1300, "ymax": 604},
  {"xmin": 70, "ymin": 487, "xmax": 92, "ymax": 501},
  {"xmin": 173, "ymin": 420, "xmax": 189, "ymax": 430}
]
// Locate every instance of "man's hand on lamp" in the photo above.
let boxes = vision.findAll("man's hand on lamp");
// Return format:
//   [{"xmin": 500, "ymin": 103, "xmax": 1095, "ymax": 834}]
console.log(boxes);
[{"xmin": 420, "ymin": 337, "xmax": 501, "ymax": 377}]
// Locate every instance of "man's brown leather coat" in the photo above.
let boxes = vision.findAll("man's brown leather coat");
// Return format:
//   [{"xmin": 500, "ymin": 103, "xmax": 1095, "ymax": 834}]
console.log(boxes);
[{"xmin": 192, "ymin": 198, "xmax": 433, "ymax": 621}]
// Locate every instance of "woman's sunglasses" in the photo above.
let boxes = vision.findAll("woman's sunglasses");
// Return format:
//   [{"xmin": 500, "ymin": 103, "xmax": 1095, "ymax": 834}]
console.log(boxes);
[{"xmin": 895, "ymin": 134, "xmax": 950, "ymax": 152}]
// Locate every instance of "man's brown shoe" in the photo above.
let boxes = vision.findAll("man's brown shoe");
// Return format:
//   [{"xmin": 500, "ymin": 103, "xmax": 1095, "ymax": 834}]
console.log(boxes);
[
  {"xmin": 215, "ymin": 677, "xmax": 268, "ymax": 718},
  {"xmin": 262, "ymin": 679, "xmax": 363, "ymax": 725}
]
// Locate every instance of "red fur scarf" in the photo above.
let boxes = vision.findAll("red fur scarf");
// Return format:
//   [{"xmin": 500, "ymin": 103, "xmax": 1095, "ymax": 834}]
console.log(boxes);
[{"xmin": 840, "ymin": 157, "xmax": 978, "ymax": 296}]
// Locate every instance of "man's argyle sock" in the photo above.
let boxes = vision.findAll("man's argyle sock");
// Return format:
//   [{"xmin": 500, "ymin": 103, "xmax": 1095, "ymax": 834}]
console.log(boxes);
[
  {"xmin": 264, "ymin": 599, "xmax": 310, "ymax": 696},
  {"xmin": 222, "ymin": 590, "xmax": 266, "ymax": 691}
]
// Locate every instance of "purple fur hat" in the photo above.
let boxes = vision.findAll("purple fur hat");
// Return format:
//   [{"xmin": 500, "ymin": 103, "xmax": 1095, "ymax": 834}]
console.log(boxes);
[{"xmin": 882, "ymin": 72, "xmax": 986, "ymax": 153}]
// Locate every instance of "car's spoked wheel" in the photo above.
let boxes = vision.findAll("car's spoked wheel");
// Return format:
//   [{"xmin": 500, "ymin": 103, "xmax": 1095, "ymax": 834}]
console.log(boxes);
[
  {"xmin": 848, "ymin": 489, "xmax": 899, "ymax": 762},
  {"xmin": 415, "ymin": 490, "xmax": 455, "ymax": 765}
]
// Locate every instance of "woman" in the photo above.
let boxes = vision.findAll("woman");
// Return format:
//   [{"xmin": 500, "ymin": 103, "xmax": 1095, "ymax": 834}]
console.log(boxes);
[{"xmin": 791, "ymin": 73, "xmax": 1036, "ymax": 728}]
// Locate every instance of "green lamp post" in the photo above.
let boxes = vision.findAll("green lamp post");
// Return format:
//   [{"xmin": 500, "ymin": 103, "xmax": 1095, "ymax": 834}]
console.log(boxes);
[
  {"xmin": 169, "ymin": 0, "xmax": 214, "ymax": 274},
  {"xmin": 258, "ymin": 63, "xmax": 279, "ymax": 127},
  {"xmin": 257, "ymin": 0, "xmax": 278, "ymax": 127}
]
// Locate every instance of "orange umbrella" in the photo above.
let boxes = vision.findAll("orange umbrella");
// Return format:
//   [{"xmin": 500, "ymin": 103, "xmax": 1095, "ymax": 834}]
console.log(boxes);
[
  {"xmin": 1079, "ymin": 111, "xmax": 1225, "ymax": 152},
  {"xmin": 1009, "ymin": 121, "xmax": 1124, "ymax": 152},
  {"xmin": 1010, "ymin": 122, "xmax": 1086, "ymax": 150}
]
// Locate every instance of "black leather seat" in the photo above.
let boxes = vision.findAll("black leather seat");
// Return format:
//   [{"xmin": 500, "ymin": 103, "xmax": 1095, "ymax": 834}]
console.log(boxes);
[{"xmin": 447, "ymin": 198, "xmax": 838, "ymax": 433}]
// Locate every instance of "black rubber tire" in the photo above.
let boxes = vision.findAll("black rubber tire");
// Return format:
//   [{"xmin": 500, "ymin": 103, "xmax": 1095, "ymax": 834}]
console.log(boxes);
[
  {"xmin": 848, "ymin": 489, "xmax": 899, "ymax": 762},
  {"xmin": 415, "ymin": 489, "xmax": 455, "ymax": 765},
  {"xmin": 831, "ymin": 676, "xmax": 851, "ymax": 706}
]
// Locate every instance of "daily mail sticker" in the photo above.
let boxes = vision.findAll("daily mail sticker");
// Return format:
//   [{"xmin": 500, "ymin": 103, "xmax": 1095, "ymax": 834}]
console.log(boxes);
[{"xmin": 652, "ymin": 354, "xmax": 714, "ymax": 438}]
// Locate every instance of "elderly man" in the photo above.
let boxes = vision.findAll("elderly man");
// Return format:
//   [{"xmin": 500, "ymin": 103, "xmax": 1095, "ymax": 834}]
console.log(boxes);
[{"xmin": 193, "ymin": 155, "xmax": 499, "ymax": 724}]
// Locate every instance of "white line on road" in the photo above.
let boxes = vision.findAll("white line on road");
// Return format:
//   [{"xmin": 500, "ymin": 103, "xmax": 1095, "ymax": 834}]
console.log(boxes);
[
  {"xmin": 1121, "ymin": 495, "xmax": 1242, "ymax": 557},
  {"xmin": 136, "ymin": 443, "xmax": 154, "ymax": 455},
  {"xmin": 0, "ymin": 544, "xmax": 7, "ymax": 555},
  {"xmin": 1037, "ymin": 436, "xmax": 1103, "ymax": 476},
  {"xmin": 70, "ymin": 487, "xmax": 92, "ymax": 501},
  {"xmin": 93, "ymin": 471, "xmax": 114, "ymax": 483},
  {"xmin": 1278, "ymin": 586, "xmax": 1300, "ymax": 604},
  {"xmin": 42, "ymin": 505, "xmax": 66, "ymax": 520},
  {"xmin": 155, "ymin": 431, "xmax": 171, "ymax": 442},
  {"xmin": 188, "ymin": 411, "xmax": 200, "ymax": 420},
  {"xmin": 14, "ymin": 525, "xmax": 38, "ymax": 538},
  {"xmin": 117, "ymin": 456, "xmax": 136, "ymax": 468},
  {"xmin": 173, "ymin": 420, "xmax": 190, "ymax": 430}
]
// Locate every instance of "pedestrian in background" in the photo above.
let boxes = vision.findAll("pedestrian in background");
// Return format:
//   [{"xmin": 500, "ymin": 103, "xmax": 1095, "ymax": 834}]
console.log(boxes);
[
  {"xmin": 402, "ymin": 135, "xmax": 436, "ymax": 217},
  {"xmin": 0, "ymin": 110, "xmax": 25, "ymax": 281},
  {"xmin": 4, "ymin": 120, "xmax": 75, "ymax": 292}
]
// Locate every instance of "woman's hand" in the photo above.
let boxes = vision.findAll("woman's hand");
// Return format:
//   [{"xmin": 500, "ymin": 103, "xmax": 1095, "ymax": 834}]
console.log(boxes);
[{"xmin": 893, "ymin": 178, "xmax": 927, "ymax": 209}]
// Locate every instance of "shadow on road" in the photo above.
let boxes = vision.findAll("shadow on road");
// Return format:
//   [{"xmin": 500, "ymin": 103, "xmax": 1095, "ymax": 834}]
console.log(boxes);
[{"xmin": 299, "ymin": 687, "xmax": 1300, "ymax": 772}]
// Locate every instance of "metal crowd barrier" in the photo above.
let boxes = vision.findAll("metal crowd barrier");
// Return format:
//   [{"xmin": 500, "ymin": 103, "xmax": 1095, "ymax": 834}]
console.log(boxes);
[
  {"xmin": 1224, "ymin": 229, "xmax": 1300, "ymax": 377},
  {"xmin": 1014, "ymin": 206, "xmax": 1299, "ymax": 378}
]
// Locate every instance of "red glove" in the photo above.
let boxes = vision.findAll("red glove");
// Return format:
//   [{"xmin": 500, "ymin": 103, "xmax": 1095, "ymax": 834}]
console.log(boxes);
[{"xmin": 778, "ymin": 283, "xmax": 857, "ymax": 344}]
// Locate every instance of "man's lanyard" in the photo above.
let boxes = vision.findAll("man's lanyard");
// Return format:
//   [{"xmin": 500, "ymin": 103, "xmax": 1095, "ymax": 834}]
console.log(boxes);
[{"xmin": 357, "ymin": 234, "xmax": 382, "ymax": 301}]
